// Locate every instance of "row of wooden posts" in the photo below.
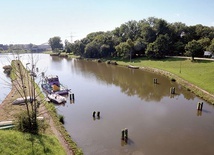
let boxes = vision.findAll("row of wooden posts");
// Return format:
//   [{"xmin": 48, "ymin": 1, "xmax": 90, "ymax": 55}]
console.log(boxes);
[
  {"xmin": 153, "ymin": 78, "xmax": 176, "ymax": 94},
  {"xmin": 197, "ymin": 102, "xmax": 203, "ymax": 111},
  {"xmin": 69, "ymin": 93, "xmax": 75, "ymax": 101},
  {"xmin": 92, "ymin": 111, "xmax": 100, "ymax": 118},
  {"xmin": 121, "ymin": 128, "xmax": 128, "ymax": 140}
]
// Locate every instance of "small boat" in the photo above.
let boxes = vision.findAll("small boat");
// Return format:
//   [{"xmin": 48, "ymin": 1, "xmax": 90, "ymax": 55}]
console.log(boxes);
[
  {"xmin": 0, "ymin": 121, "xmax": 14, "ymax": 130},
  {"xmin": 41, "ymin": 75, "xmax": 70, "ymax": 95},
  {"xmin": 47, "ymin": 94, "xmax": 66, "ymax": 104},
  {"xmin": 0, "ymin": 125, "xmax": 15, "ymax": 130},
  {"xmin": 0, "ymin": 121, "xmax": 13, "ymax": 127},
  {"xmin": 128, "ymin": 65, "xmax": 139, "ymax": 69},
  {"xmin": 12, "ymin": 96, "xmax": 36, "ymax": 105}
]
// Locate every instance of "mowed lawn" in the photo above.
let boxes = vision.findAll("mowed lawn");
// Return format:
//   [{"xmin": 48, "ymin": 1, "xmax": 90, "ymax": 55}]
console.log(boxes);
[
  {"xmin": 0, "ymin": 130, "xmax": 66, "ymax": 155},
  {"xmin": 117, "ymin": 57, "xmax": 214, "ymax": 94}
]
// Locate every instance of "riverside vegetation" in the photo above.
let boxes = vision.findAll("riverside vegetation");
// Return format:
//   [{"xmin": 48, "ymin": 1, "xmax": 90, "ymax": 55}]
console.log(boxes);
[
  {"xmin": 111, "ymin": 56, "xmax": 214, "ymax": 104},
  {"xmin": 0, "ymin": 59, "xmax": 82, "ymax": 155}
]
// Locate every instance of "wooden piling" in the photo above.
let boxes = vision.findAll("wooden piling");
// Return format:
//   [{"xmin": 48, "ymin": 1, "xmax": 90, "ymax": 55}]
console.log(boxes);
[
  {"xmin": 92, "ymin": 111, "xmax": 96, "ymax": 118},
  {"xmin": 97, "ymin": 111, "xmax": 100, "ymax": 118},
  {"xmin": 70, "ymin": 93, "xmax": 74, "ymax": 100},
  {"xmin": 124, "ymin": 128, "xmax": 128, "ymax": 139},
  {"xmin": 121, "ymin": 129, "xmax": 125, "ymax": 140}
]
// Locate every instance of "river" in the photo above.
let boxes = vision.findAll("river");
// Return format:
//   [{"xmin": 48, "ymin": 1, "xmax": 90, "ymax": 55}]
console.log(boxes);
[{"xmin": 1, "ymin": 53, "xmax": 214, "ymax": 155}]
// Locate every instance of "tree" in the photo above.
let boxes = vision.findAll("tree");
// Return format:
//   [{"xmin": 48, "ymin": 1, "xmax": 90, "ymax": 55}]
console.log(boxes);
[
  {"xmin": 48, "ymin": 36, "xmax": 63, "ymax": 52},
  {"xmin": 208, "ymin": 39, "xmax": 214, "ymax": 52},
  {"xmin": 133, "ymin": 38, "xmax": 146, "ymax": 56},
  {"xmin": 197, "ymin": 37, "xmax": 211, "ymax": 51},
  {"xmin": 185, "ymin": 40, "xmax": 203, "ymax": 60},
  {"xmin": 84, "ymin": 41, "xmax": 99, "ymax": 58},
  {"xmin": 145, "ymin": 34, "xmax": 169, "ymax": 58},
  {"xmin": 9, "ymin": 54, "xmax": 44, "ymax": 134},
  {"xmin": 115, "ymin": 42, "xmax": 131, "ymax": 58}
]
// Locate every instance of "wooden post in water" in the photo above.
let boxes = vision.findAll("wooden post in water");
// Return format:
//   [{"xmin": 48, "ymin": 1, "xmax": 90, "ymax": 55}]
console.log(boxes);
[
  {"xmin": 92, "ymin": 111, "xmax": 96, "ymax": 118},
  {"xmin": 153, "ymin": 78, "xmax": 158, "ymax": 84},
  {"xmin": 170, "ymin": 87, "xmax": 175, "ymax": 94},
  {"xmin": 200, "ymin": 102, "xmax": 203, "ymax": 110},
  {"xmin": 124, "ymin": 128, "xmax": 128, "ymax": 140},
  {"xmin": 197, "ymin": 102, "xmax": 203, "ymax": 111},
  {"xmin": 70, "ymin": 93, "xmax": 75, "ymax": 101},
  {"xmin": 97, "ymin": 111, "xmax": 100, "ymax": 118},
  {"xmin": 197, "ymin": 102, "xmax": 201, "ymax": 110},
  {"xmin": 121, "ymin": 129, "xmax": 125, "ymax": 140}
]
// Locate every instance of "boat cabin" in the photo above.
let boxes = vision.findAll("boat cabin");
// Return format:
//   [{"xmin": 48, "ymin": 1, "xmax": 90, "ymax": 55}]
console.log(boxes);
[{"xmin": 46, "ymin": 75, "xmax": 60, "ymax": 86}]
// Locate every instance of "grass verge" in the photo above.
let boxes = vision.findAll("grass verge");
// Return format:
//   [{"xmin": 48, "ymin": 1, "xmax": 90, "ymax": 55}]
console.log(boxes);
[{"xmin": 0, "ymin": 130, "xmax": 65, "ymax": 155}]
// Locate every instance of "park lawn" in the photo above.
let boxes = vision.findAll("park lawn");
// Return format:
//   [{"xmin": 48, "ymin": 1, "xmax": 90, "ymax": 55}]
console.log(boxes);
[
  {"xmin": 0, "ymin": 130, "xmax": 66, "ymax": 155},
  {"xmin": 117, "ymin": 57, "xmax": 214, "ymax": 94}
]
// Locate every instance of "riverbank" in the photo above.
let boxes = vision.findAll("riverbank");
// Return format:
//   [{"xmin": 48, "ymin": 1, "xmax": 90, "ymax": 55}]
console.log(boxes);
[
  {"xmin": 0, "ymin": 60, "xmax": 82, "ymax": 155},
  {"xmin": 67, "ymin": 55, "xmax": 214, "ymax": 105},
  {"xmin": 116, "ymin": 58, "xmax": 214, "ymax": 105}
]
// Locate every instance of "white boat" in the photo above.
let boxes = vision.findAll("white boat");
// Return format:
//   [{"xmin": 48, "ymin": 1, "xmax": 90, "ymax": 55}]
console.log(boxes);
[
  {"xmin": 47, "ymin": 94, "xmax": 66, "ymax": 104},
  {"xmin": 12, "ymin": 96, "xmax": 36, "ymax": 105},
  {"xmin": 0, "ymin": 121, "xmax": 13, "ymax": 127},
  {"xmin": 128, "ymin": 65, "xmax": 139, "ymax": 69},
  {"xmin": 0, "ymin": 121, "xmax": 14, "ymax": 130}
]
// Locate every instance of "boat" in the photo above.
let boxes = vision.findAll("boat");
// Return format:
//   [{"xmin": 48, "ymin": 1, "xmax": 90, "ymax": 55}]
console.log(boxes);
[
  {"xmin": 41, "ymin": 75, "xmax": 70, "ymax": 95},
  {"xmin": 47, "ymin": 94, "xmax": 66, "ymax": 104},
  {"xmin": 12, "ymin": 96, "xmax": 36, "ymax": 105},
  {"xmin": 0, "ymin": 125, "xmax": 15, "ymax": 130},
  {"xmin": 0, "ymin": 121, "xmax": 13, "ymax": 126},
  {"xmin": 128, "ymin": 65, "xmax": 139, "ymax": 69},
  {"xmin": 0, "ymin": 121, "xmax": 14, "ymax": 130}
]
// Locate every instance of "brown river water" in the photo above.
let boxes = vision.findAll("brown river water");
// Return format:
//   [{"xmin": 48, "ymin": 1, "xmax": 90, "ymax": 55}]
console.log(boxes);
[{"xmin": 1, "ymin": 54, "xmax": 214, "ymax": 155}]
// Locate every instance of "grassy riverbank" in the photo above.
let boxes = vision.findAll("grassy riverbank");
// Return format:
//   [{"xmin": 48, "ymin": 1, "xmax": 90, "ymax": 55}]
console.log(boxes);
[
  {"xmin": 114, "ymin": 57, "xmax": 214, "ymax": 104},
  {"xmin": 66, "ymin": 53, "xmax": 214, "ymax": 104},
  {"xmin": 0, "ymin": 130, "xmax": 65, "ymax": 155},
  {"xmin": 0, "ymin": 59, "xmax": 82, "ymax": 155}
]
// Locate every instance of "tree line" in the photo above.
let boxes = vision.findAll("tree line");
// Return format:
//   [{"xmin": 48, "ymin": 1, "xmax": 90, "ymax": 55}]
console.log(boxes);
[{"xmin": 49, "ymin": 17, "xmax": 214, "ymax": 60}]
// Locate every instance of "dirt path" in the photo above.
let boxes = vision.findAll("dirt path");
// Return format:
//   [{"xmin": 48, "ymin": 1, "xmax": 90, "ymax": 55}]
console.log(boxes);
[{"xmin": 40, "ymin": 104, "xmax": 74, "ymax": 155}]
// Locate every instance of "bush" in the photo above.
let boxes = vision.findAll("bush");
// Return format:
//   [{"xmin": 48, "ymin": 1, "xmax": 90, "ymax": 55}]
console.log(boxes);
[
  {"xmin": 15, "ymin": 111, "xmax": 38, "ymax": 134},
  {"xmin": 58, "ymin": 115, "xmax": 64, "ymax": 124}
]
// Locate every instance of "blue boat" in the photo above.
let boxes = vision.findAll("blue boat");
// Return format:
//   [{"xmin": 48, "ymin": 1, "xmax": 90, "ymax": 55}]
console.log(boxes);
[{"xmin": 41, "ymin": 75, "xmax": 70, "ymax": 95}]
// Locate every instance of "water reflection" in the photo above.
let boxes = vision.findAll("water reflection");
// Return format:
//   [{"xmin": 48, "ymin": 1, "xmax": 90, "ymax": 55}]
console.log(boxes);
[
  {"xmin": 1, "ymin": 54, "xmax": 214, "ymax": 155},
  {"xmin": 72, "ymin": 60, "xmax": 195, "ymax": 102}
]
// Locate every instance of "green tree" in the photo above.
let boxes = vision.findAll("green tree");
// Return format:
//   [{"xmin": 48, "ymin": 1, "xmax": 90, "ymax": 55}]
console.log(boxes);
[
  {"xmin": 115, "ymin": 42, "xmax": 131, "ymax": 58},
  {"xmin": 48, "ymin": 36, "xmax": 63, "ymax": 52},
  {"xmin": 197, "ymin": 37, "xmax": 211, "ymax": 51},
  {"xmin": 185, "ymin": 40, "xmax": 203, "ymax": 60},
  {"xmin": 208, "ymin": 39, "xmax": 214, "ymax": 52},
  {"xmin": 145, "ymin": 34, "xmax": 169, "ymax": 58},
  {"xmin": 133, "ymin": 38, "xmax": 146, "ymax": 56}
]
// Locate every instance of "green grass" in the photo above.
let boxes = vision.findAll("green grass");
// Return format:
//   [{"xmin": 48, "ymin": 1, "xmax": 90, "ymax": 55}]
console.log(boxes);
[
  {"xmin": 0, "ymin": 130, "xmax": 66, "ymax": 155},
  {"xmin": 116, "ymin": 57, "xmax": 214, "ymax": 94}
]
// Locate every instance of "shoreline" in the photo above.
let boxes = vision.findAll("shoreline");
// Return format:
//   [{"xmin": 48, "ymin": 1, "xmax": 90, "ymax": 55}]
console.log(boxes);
[
  {"xmin": 0, "ymin": 60, "xmax": 78, "ymax": 155},
  {"xmin": 138, "ymin": 66, "xmax": 214, "ymax": 104}
]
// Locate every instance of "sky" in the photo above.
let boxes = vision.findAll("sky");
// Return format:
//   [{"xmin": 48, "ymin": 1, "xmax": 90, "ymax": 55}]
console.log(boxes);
[{"xmin": 0, "ymin": 0, "xmax": 214, "ymax": 45}]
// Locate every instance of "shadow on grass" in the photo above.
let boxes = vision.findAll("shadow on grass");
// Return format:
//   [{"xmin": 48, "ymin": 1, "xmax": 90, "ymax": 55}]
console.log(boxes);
[{"xmin": 27, "ymin": 134, "xmax": 51, "ymax": 155}]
